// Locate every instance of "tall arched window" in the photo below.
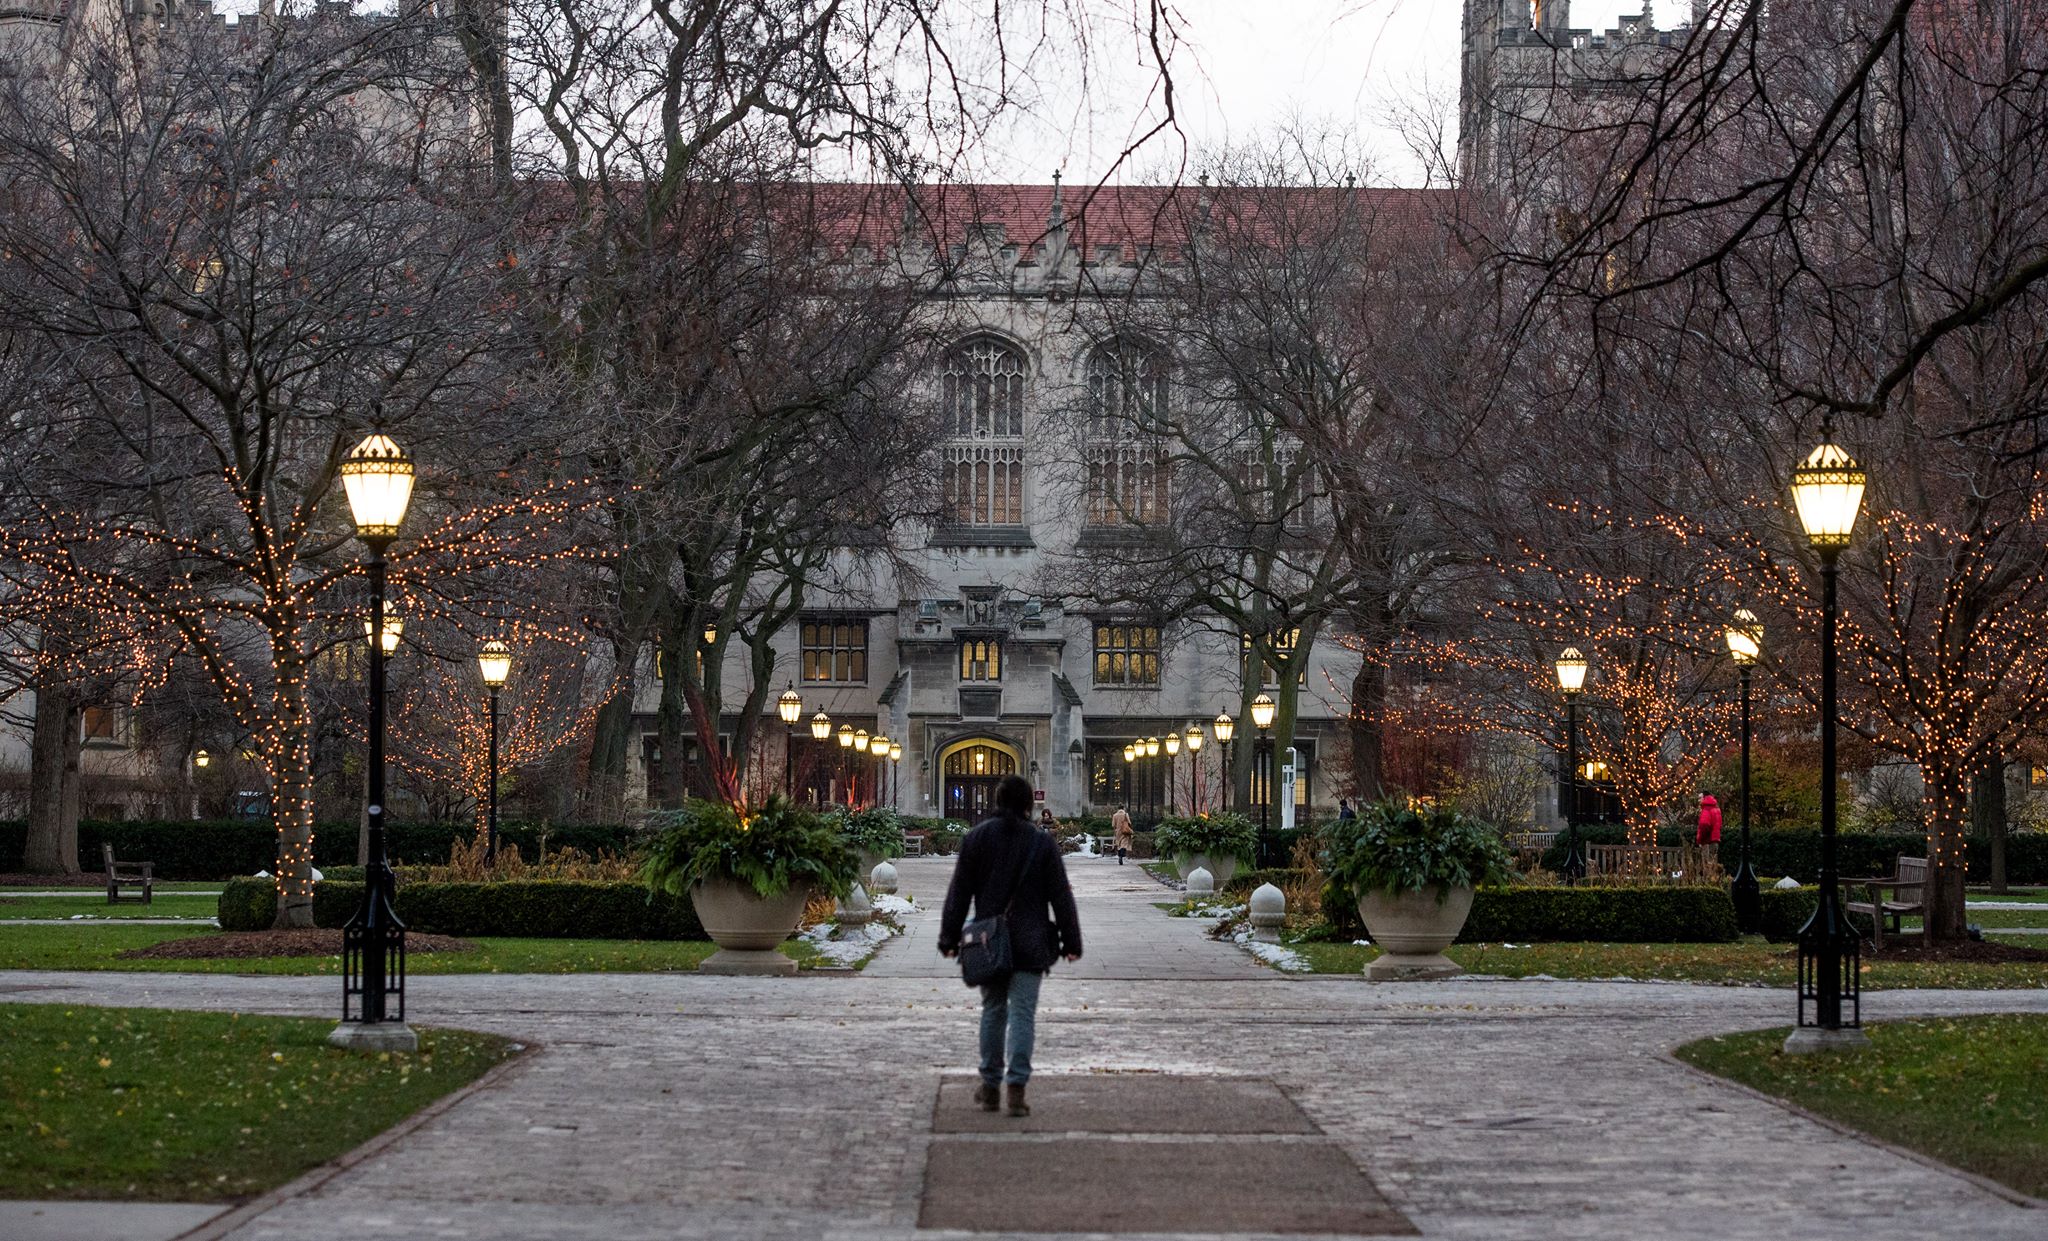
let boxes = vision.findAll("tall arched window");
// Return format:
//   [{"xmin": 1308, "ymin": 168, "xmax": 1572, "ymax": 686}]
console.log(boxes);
[
  {"xmin": 940, "ymin": 339, "xmax": 1027, "ymax": 526},
  {"xmin": 1085, "ymin": 341, "xmax": 1170, "ymax": 526}
]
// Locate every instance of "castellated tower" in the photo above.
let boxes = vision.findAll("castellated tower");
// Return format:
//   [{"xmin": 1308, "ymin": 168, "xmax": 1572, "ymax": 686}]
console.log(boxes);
[{"xmin": 1458, "ymin": 1, "xmax": 1698, "ymax": 196}]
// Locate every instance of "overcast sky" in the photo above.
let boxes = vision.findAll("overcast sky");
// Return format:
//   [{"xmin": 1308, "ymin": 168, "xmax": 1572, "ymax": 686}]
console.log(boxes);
[{"xmin": 969, "ymin": 0, "xmax": 1685, "ymax": 187}]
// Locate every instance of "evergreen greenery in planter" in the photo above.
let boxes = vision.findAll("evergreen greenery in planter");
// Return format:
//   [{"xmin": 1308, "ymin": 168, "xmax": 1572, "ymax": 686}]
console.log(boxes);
[
  {"xmin": 1323, "ymin": 798, "xmax": 1514, "ymax": 902},
  {"xmin": 831, "ymin": 806, "xmax": 906, "ymax": 860},
  {"xmin": 640, "ymin": 797, "xmax": 858, "ymax": 901},
  {"xmin": 1152, "ymin": 813, "xmax": 1259, "ymax": 865}
]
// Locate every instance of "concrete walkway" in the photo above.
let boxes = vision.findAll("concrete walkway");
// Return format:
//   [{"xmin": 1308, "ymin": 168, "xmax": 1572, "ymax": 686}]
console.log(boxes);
[{"xmin": 865, "ymin": 852, "xmax": 1270, "ymax": 980}]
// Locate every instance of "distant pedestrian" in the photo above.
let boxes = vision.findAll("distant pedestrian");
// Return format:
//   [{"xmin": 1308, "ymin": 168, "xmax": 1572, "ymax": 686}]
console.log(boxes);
[
  {"xmin": 1696, "ymin": 792, "xmax": 1722, "ymax": 855},
  {"xmin": 1337, "ymin": 798, "xmax": 1356, "ymax": 822},
  {"xmin": 1111, "ymin": 805, "xmax": 1134, "ymax": 865},
  {"xmin": 1038, "ymin": 808, "xmax": 1059, "ymax": 834},
  {"xmin": 938, "ymin": 774, "xmax": 1083, "ymax": 1118}
]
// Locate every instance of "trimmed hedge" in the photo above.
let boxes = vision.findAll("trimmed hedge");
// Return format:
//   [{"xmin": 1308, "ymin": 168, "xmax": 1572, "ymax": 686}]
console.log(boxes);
[
  {"xmin": 1758, "ymin": 886, "xmax": 1821, "ymax": 943},
  {"xmin": 1540, "ymin": 826, "xmax": 2048, "ymax": 885},
  {"xmin": 1, "ymin": 820, "xmax": 648, "ymax": 880},
  {"xmin": 1459, "ymin": 886, "xmax": 1739, "ymax": 943},
  {"xmin": 1323, "ymin": 879, "xmax": 1740, "ymax": 942},
  {"xmin": 217, "ymin": 877, "xmax": 706, "ymax": 940}
]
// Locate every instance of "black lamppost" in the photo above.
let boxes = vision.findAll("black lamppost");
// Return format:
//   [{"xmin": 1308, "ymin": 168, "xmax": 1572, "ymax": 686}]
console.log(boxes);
[
  {"xmin": 869, "ymin": 732, "xmax": 891, "ymax": 811},
  {"xmin": 1250, "ymin": 693, "xmax": 1276, "ymax": 863},
  {"xmin": 1213, "ymin": 710, "xmax": 1235, "ymax": 813},
  {"xmin": 888, "ymin": 741, "xmax": 903, "ymax": 806},
  {"xmin": 333, "ymin": 432, "xmax": 416, "ymax": 1052},
  {"xmin": 1183, "ymin": 723, "xmax": 1205, "ymax": 813},
  {"xmin": 1163, "ymin": 729, "xmax": 1181, "ymax": 815},
  {"xmin": 1123, "ymin": 742, "xmax": 1137, "ymax": 811},
  {"xmin": 809, "ymin": 710, "xmax": 831, "ymax": 804},
  {"xmin": 837, "ymin": 724, "xmax": 855, "ymax": 804},
  {"xmin": 1555, "ymin": 647, "xmax": 1588, "ymax": 883},
  {"xmin": 1724, "ymin": 610, "xmax": 1764, "ymax": 933},
  {"xmin": 1144, "ymin": 735, "xmax": 1162, "ymax": 819},
  {"xmin": 1788, "ymin": 440, "xmax": 1870, "ymax": 1052},
  {"xmin": 477, "ymin": 640, "xmax": 511, "ymax": 865},
  {"xmin": 777, "ymin": 687, "xmax": 803, "ymax": 799}
]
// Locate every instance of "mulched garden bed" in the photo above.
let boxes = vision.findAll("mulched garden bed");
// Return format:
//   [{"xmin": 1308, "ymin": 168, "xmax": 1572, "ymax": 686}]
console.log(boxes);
[
  {"xmin": 118, "ymin": 929, "xmax": 479, "ymax": 960},
  {"xmin": 0, "ymin": 873, "xmax": 118, "ymax": 887}
]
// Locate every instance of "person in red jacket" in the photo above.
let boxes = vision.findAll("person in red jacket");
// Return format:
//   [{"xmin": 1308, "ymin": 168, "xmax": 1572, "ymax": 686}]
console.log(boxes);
[{"xmin": 1696, "ymin": 792, "xmax": 1723, "ymax": 846}]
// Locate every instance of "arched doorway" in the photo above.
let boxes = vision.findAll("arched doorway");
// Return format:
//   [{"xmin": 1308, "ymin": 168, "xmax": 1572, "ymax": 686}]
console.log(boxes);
[{"xmin": 938, "ymin": 739, "xmax": 1020, "ymax": 821}]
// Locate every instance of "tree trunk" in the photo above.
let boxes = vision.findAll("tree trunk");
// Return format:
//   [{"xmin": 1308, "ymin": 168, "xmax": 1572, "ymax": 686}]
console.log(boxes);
[
  {"xmin": 1347, "ymin": 656, "xmax": 1386, "ymax": 802},
  {"xmin": 1920, "ymin": 758, "xmax": 1970, "ymax": 943},
  {"xmin": 655, "ymin": 637, "xmax": 691, "ymax": 809},
  {"xmin": 24, "ymin": 685, "xmax": 83, "ymax": 875},
  {"xmin": 270, "ymin": 647, "xmax": 318, "ymax": 929},
  {"xmin": 1971, "ymin": 746, "xmax": 2008, "ymax": 894}
]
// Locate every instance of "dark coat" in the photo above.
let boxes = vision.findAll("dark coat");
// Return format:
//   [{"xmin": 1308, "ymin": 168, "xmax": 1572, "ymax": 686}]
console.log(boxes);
[{"xmin": 937, "ymin": 810, "xmax": 1083, "ymax": 972}]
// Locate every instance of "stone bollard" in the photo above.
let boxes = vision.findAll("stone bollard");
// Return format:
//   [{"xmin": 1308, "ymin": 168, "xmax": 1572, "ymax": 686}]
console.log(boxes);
[
  {"xmin": 869, "ymin": 860, "xmax": 900, "ymax": 896},
  {"xmin": 836, "ymin": 882, "xmax": 873, "ymax": 928},
  {"xmin": 1773, "ymin": 875, "xmax": 1800, "ymax": 890},
  {"xmin": 1185, "ymin": 866, "xmax": 1214, "ymax": 901},
  {"xmin": 1248, "ymin": 882, "xmax": 1285, "ymax": 943}
]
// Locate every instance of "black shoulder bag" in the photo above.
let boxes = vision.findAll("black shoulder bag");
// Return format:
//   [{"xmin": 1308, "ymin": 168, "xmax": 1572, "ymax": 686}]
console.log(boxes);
[{"xmin": 957, "ymin": 831, "xmax": 1042, "ymax": 988}]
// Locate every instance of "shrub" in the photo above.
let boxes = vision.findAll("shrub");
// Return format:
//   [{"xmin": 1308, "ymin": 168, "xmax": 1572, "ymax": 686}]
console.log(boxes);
[
  {"xmin": 0, "ymin": 819, "xmax": 648, "ymax": 880},
  {"xmin": 900, "ymin": 817, "xmax": 967, "ymax": 855},
  {"xmin": 1458, "ymin": 887, "xmax": 1740, "ymax": 943},
  {"xmin": 833, "ymin": 806, "xmax": 906, "ymax": 860},
  {"xmin": 1324, "ymin": 798, "xmax": 1513, "ymax": 901},
  {"xmin": 1758, "ymin": 885, "xmax": 1821, "ymax": 942},
  {"xmin": 216, "ymin": 878, "xmax": 277, "ymax": 931},
  {"xmin": 1222, "ymin": 867, "xmax": 1306, "ymax": 897},
  {"xmin": 218, "ymin": 876, "xmax": 706, "ymax": 939},
  {"xmin": 1152, "ymin": 813, "xmax": 1259, "ymax": 866},
  {"xmin": 640, "ymin": 796, "xmax": 857, "ymax": 900}
]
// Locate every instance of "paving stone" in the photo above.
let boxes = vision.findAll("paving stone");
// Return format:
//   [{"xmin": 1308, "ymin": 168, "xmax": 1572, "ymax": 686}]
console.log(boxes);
[
  {"xmin": 919, "ymin": 1136, "xmax": 1417, "ymax": 1235},
  {"xmin": 932, "ymin": 1073, "xmax": 1318, "ymax": 1135}
]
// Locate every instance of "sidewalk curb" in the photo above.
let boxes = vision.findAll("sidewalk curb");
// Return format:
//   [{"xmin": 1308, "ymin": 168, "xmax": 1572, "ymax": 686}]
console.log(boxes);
[
  {"xmin": 172, "ymin": 1032, "xmax": 542, "ymax": 1241},
  {"xmin": 1657, "ymin": 1046, "xmax": 2046, "ymax": 1211}
]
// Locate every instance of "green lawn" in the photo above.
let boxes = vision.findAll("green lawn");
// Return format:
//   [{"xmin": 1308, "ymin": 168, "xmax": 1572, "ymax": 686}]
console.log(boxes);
[
  {"xmin": 1676, "ymin": 1015, "xmax": 2048, "ymax": 1199},
  {"xmin": 0, "ymin": 893, "xmax": 221, "ymax": 921},
  {"xmin": 0, "ymin": 882, "xmax": 224, "ymax": 895},
  {"xmin": 1285, "ymin": 939, "xmax": 2048, "ymax": 990},
  {"xmin": 0, "ymin": 1003, "xmax": 515, "ymax": 1201},
  {"xmin": 1967, "ymin": 887, "xmax": 2044, "ymax": 901},
  {"xmin": 0, "ymin": 924, "xmax": 736, "ymax": 974}
]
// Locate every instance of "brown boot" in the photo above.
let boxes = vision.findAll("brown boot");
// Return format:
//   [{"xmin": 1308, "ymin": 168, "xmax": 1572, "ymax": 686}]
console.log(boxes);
[
  {"xmin": 973, "ymin": 1083, "xmax": 999, "ymax": 1112},
  {"xmin": 1005, "ymin": 1083, "xmax": 1029, "ymax": 1118}
]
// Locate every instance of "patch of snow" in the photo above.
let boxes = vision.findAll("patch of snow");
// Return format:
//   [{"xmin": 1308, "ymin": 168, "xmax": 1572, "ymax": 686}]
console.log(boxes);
[
  {"xmin": 799, "ymin": 919, "xmax": 898, "ymax": 967},
  {"xmin": 1227, "ymin": 924, "xmax": 1311, "ymax": 972},
  {"xmin": 871, "ymin": 894, "xmax": 918, "ymax": 915}
]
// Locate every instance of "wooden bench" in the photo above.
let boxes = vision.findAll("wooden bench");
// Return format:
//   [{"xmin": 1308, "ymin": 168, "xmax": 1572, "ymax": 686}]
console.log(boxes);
[
  {"xmin": 103, "ymin": 843, "xmax": 154, "ymax": 905},
  {"xmin": 901, "ymin": 831, "xmax": 926, "ymax": 858},
  {"xmin": 1845, "ymin": 855, "xmax": 1926, "ymax": 948}
]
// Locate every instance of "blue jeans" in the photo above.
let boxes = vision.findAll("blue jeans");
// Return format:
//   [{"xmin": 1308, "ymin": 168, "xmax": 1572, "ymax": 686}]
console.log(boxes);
[{"xmin": 979, "ymin": 969, "xmax": 1043, "ymax": 1088}]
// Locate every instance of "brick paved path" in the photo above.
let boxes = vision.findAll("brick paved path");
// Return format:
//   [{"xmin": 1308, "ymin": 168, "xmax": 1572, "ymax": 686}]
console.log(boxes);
[{"xmin": 4, "ymin": 860, "xmax": 2047, "ymax": 1239}]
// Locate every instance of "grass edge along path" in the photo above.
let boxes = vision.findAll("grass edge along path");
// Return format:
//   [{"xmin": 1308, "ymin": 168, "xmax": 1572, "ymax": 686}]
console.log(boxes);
[
  {"xmin": 1674, "ymin": 1015, "xmax": 2048, "ymax": 1201},
  {"xmin": 1284, "ymin": 939, "xmax": 2048, "ymax": 990},
  {"xmin": 0, "ymin": 924, "xmax": 736, "ymax": 974},
  {"xmin": 0, "ymin": 1003, "xmax": 517, "ymax": 1202}
]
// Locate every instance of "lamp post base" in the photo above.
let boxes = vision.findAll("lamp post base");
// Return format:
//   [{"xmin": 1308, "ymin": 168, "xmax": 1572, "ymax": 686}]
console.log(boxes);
[
  {"xmin": 1781, "ymin": 1026, "xmax": 1871, "ymax": 1056},
  {"xmin": 329, "ymin": 1021, "xmax": 419, "ymax": 1054}
]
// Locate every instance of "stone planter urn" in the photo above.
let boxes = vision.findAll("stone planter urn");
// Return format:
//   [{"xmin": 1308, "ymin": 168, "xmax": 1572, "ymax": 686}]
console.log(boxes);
[
  {"xmin": 690, "ymin": 877, "xmax": 809, "ymax": 976},
  {"xmin": 1176, "ymin": 853, "xmax": 1239, "ymax": 886},
  {"xmin": 1357, "ymin": 884, "xmax": 1474, "ymax": 980}
]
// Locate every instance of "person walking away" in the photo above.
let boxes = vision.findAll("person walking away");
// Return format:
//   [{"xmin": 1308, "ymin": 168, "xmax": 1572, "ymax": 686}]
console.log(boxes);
[
  {"xmin": 1696, "ymin": 792, "xmax": 1722, "ymax": 867},
  {"xmin": 938, "ymin": 775, "xmax": 1082, "ymax": 1117},
  {"xmin": 1111, "ymin": 805, "xmax": 1134, "ymax": 865}
]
